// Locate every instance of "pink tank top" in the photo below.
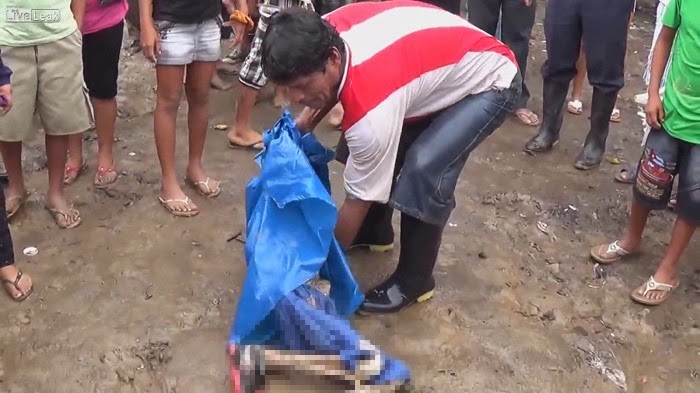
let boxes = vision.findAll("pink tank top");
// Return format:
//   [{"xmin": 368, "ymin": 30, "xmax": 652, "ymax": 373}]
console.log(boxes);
[{"xmin": 83, "ymin": 0, "xmax": 129, "ymax": 35}]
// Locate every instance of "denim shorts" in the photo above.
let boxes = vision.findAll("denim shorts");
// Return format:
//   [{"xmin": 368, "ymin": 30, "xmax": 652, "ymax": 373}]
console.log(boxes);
[
  {"xmin": 336, "ymin": 73, "xmax": 521, "ymax": 226},
  {"xmin": 633, "ymin": 127, "xmax": 700, "ymax": 224},
  {"xmin": 154, "ymin": 17, "xmax": 221, "ymax": 65}
]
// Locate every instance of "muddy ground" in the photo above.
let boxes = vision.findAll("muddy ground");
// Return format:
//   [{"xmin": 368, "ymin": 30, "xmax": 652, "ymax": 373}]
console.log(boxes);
[{"xmin": 1, "ymin": 5, "xmax": 698, "ymax": 393}]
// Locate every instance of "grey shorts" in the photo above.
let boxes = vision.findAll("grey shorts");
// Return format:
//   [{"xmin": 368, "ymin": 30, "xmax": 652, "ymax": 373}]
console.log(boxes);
[
  {"xmin": 633, "ymin": 128, "xmax": 700, "ymax": 224},
  {"xmin": 239, "ymin": 5, "xmax": 278, "ymax": 89},
  {"xmin": 154, "ymin": 17, "xmax": 221, "ymax": 65}
]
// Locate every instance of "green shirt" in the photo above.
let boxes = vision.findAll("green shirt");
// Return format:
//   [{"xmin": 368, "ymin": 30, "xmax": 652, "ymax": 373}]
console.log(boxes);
[
  {"xmin": 0, "ymin": 0, "xmax": 77, "ymax": 46},
  {"xmin": 661, "ymin": 0, "xmax": 700, "ymax": 145}
]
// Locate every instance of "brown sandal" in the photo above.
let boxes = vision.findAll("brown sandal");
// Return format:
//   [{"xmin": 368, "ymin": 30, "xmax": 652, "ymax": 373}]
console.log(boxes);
[
  {"xmin": 513, "ymin": 108, "xmax": 541, "ymax": 127},
  {"xmin": 185, "ymin": 177, "xmax": 221, "ymax": 198},
  {"xmin": 2, "ymin": 269, "xmax": 33, "ymax": 302},
  {"xmin": 158, "ymin": 196, "xmax": 199, "ymax": 217},
  {"xmin": 94, "ymin": 166, "xmax": 118, "ymax": 189},
  {"xmin": 47, "ymin": 206, "xmax": 82, "ymax": 229},
  {"xmin": 590, "ymin": 240, "xmax": 636, "ymax": 264},
  {"xmin": 6, "ymin": 191, "xmax": 29, "ymax": 219},
  {"xmin": 64, "ymin": 161, "xmax": 87, "ymax": 185}
]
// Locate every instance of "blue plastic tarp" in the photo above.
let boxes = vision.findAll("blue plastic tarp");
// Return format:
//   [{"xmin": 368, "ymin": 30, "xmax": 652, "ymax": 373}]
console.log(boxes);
[
  {"xmin": 228, "ymin": 110, "xmax": 410, "ymax": 385},
  {"xmin": 230, "ymin": 110, "xmax": 364, "ymax": 345}
]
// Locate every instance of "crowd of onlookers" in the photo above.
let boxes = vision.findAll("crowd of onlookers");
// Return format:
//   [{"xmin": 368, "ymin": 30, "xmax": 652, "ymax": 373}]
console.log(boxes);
[{"xmin": 1, "ymin": 0, "xmax": 697, "ymax": 308}]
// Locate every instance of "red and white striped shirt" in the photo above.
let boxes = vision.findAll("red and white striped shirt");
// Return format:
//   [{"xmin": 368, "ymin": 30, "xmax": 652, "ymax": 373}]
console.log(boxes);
[{"xmin": 323, "ymin": 0, "xmax": 518, "ymax": 203}]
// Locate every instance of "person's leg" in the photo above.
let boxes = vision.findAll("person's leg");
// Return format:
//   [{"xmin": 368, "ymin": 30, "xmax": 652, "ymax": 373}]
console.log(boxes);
[
  {"xmin": 524, "ymin": 0, "xmax": 582, "ymax": 154},
  {"xmin": 575, "ymin": 0, "xmax": 635, "ymax": 169},
  {"xmin": 79, "ymin": 22, "xmax": 124, "ymax": 188},
  {"xmin": 0, "ymin": 45, "xmax": 38, "ymax": 218},
  {"xmin": 466, "ymin": 0, "xmax": 501, "ymax": 36},
  {"xmin": 228, "ymin": 6, "xmax": 276, "ymax": 149},
  {"xmin": 631, "ymin": 141, "xmax": 700, "ymax": 304},
  {"xmin": 152, "ymin": 21, "xmax": 199, "ymax": 215},
  {"xmin": 501, "ymin": 0, "xmax": 539, "ymax": 126},
  {"xmin": 185, "ymin": 18, "xmax": 221, "ymax": 198},
  {"xmin": 590, "ymin": 129, "xmax": 679, "ymax": 263},
  {"xmin": 360, "ymin": 80, "xmax": 520, "ymax": 314},
  {"xmin": 0, "ymin": 186, "xmax": 33, "ymax": 301},
  {"xmin": 37, "ymin": 29, "xmax": 94, "ymax": 228},
  {"xmin": 567, "ymin": 47, "xmax": 586, "ymax": 115}
]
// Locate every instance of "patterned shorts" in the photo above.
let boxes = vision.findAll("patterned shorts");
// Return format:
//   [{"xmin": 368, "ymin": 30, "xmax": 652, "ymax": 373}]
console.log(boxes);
[
  {"xmin": 239, "ymin": 5, "xmax": 277, "ymax": 89},
  {"xmin": 633, "ymin": 127, "xmax": 700, "ymax": 224}
]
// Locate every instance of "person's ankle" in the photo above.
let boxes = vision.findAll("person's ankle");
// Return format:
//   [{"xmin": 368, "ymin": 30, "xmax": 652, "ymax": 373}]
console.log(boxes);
[
  {"xmin": 618, "ymin": 236, "xmax": 641, "ymax": 252},
  {"xmin": 653, "ymin": 265, "xmax": 679, "ymax": 284}
]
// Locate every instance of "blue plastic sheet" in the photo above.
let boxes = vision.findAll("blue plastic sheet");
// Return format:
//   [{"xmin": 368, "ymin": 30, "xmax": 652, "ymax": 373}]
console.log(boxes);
[
  {"xmin": 230, "ymin": 110, "xmax": 364, "ymax": 345},
  {"xmin": 228, "ymin": 110, "xmax": 410, "ymax": 386}
]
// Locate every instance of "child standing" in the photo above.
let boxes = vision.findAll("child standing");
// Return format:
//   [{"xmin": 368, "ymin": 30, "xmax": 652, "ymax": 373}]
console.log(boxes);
[
  {"xmin": 139, "ymin": 0, "xmax": 223, "ymax": 217},
  {"xmin": 590, "ymin": 0, "xmax": 699, "ymax": 306}
]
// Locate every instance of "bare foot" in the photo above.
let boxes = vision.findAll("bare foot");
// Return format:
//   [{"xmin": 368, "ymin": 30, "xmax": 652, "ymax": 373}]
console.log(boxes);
[
  {"xmin": 46, "ymin": 193, "xmax": 81, "ymax": 229},
  {"xmin": 273, "ymin": 93, "xmax": 290, "ymax": 108},
  {"xmin": 328, "ymin": 103, "xmax": 343, "ymax": 128},
  {"xmin": 160, "ymin": 182, "xmax": 199, "ymax": 216},
  {"xmin": 0, "ymin": 265, "xmax": 33, "ymax": 301},
  {"xmin": 227, "ymin": 127, "xmax": 262, "ymax": 148}
]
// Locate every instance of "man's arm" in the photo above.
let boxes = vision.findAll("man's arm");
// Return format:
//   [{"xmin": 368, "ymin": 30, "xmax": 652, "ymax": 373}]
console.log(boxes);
[
  {"xmin": 335, "ymin": 196, "xmax": 371, "ymax": 247},
  {"xmin": 138, "ymin": 0, "xmax": 154, "ymax": 30},
  {"xmin": 648, "ymin": 28, "xmax": 676, "ymax": 99},
  {"xmin": 71, "ymin": 0, "xmax": 86, "ymax": 31}
]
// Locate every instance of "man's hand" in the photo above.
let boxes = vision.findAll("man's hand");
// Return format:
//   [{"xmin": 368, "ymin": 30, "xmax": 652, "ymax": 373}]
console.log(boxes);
[
  {"xmin": 0, "ymin": 83, "xmax": 12, "ymax": 116},
  {"xmin": 522, "ymin": 0, "xmax": 532, "ymax": 5},
  {"xmin": 645, "ymin": 93, "xmax": 664, "ymax": 129},
  {"xmin": 141, "ymin": 24, "xmax": 161, "ymax": 63}
]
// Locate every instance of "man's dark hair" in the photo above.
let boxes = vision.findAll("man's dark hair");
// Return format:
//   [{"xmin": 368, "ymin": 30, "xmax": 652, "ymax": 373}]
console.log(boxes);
[{"xmin": 261, "ymin": 8, "xmax": 344, "ymax": 84}]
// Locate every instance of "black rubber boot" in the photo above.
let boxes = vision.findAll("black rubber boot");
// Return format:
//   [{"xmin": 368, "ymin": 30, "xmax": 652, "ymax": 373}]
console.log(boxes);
[
  {"xmin": 348, "ymin": 203, "xmax": 395, "ymax": 253},
  {"xmin": 524, "ymin": 79, "xmax": 569, "ymax": 154},
  {"xmin": 574, "ymin": 88, "xmax": 619, "ymax": 170},
  {"xmin": 358, "ymin": 213, "xmax": 442, "ymax": 315}
]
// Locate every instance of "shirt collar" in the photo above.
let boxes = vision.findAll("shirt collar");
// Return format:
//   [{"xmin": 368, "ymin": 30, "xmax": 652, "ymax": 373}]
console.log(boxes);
[{"xmin": 336, "ymin": 40, "xmax": 351, "ymax": 100}]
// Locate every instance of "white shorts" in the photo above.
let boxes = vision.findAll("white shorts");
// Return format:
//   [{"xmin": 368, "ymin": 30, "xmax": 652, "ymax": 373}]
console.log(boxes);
[{"xmin": 154, "ymin": 17, "xmax": 221, "ymax": 65}]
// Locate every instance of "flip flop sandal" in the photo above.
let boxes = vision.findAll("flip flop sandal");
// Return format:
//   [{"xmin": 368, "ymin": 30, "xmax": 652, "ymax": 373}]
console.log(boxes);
[
  {"xmin": 631, "ymin": 276, "xmax": 678, "ymax": 306},
  {"xmin": 610, "ymin": 108, "xmax": 622, "ymax": 123},
  {"xmin": 513, "ymin": 108, "xmax": 541, "ymax": 127},
  {"xmin": 590, "ymin": 240, "xmax": 635, "ymax": 264},
  {"xmin": 94, "ymin": 167, "xmax": 118, "ymax": 189},
  {"xmin": 567, "ymin": 99, "xmax": 583, "ymax": 115},
  {"xmin": 158, "ymin": 196, "xmax": 199, "ymax": 217},
  {"xmin": 2, "ymin": 269, "xmax": 33, "ymax": 302},
  {"xmin": 229, "ymin": 140, "xmax": 263, "ymax": 151},
  {"xmin": 47, "ymin": 206, "xmax": 82, "ymax": 229},
  {"xmin": 64, "ymin": 161, "xmax": 87, "ymax": 185},
  {"xmin": 185, "ymin": 177, "xmax": 221, "ymax": 198},
  {"xmin": 614, "ymin": 166, "xmax": 637, "ymax": 184},
  {"xmin": 6, "ymin": 192, "xmax": 29, "ymax": 219}
]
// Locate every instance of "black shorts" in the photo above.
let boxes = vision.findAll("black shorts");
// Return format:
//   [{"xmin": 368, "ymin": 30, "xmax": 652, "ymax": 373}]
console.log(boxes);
[
  {"xmin": 633, "ymin": 127, "xmax": 700, "ymax": 224},
  {"xmin": 82, "ymin": 21, "xmax": 124, "ymax": 99}
]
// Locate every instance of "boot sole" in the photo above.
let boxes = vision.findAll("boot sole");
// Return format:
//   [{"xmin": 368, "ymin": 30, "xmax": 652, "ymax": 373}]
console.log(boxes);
[
  {"xmin": 347, "ymin": 243, "xmax": 394, "ymax": 253},
  {"xmin": 523, "ymin": 140, "xmax": 559, "ymax": 155},
  {"xmin": 356, "ymin": 289, "xmax": 434, "ymax": 316}
]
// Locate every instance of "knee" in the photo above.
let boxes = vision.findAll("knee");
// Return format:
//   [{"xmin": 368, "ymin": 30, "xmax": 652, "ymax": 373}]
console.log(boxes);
[
  {"xmin": 185, "ymin": 86, "xmax": 210, "ymax": 108},
  {"xmin": 156, "ymin": 89, "xmax": 182, "ymax": 113}
]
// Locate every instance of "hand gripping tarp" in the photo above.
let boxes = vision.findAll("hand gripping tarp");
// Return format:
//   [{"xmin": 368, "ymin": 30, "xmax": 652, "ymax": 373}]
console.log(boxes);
[{"xmin": 228, "ymin": 110, "xmax": 411, "ymax": 391}]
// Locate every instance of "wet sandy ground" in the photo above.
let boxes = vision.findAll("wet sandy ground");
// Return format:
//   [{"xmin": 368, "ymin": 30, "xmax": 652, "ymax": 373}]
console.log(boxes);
[{"xmin": 1, "ymin": 5, "xmax": 698, "ymax": 393}]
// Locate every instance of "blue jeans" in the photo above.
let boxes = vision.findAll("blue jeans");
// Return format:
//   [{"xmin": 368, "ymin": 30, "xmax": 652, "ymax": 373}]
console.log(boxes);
[{"xmin": 337, "ymin": 73, "xmax": 521, "ymax": 227}]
